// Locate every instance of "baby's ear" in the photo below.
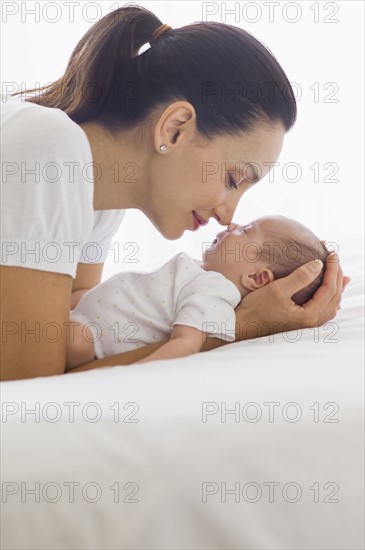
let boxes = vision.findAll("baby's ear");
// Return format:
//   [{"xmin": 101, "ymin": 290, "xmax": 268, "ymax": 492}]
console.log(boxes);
[{"xmin": 241, "ymin": 268, "xmax": 274, "ymax": 290}]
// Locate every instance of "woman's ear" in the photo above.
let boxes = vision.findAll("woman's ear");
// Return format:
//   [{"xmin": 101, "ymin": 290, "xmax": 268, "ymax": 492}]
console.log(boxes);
[
  {"xmin": 154, "ymin": 101, "xmax": 196, "ymax": 151},
  {"xmin": 241, "ymin": 268, "xmax": 274, "ymax": 290}
]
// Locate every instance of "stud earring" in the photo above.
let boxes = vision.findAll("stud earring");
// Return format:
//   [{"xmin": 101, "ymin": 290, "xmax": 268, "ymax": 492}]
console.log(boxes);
[{"xmin": 160, "ymin": 144, "xmax": 168, "ymax": 152}]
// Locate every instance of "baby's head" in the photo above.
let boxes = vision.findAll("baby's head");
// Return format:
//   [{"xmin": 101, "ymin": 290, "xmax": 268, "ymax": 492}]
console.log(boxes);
[{"xmin": 201, "ymin": 215, "xmax": 330, "ymax": 305}]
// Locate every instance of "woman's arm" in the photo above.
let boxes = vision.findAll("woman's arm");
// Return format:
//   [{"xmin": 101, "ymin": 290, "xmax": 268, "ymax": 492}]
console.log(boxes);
[
  {"xmin": 71, "ymin": 262, "xmax": 104, "ymax": 309},
  {"xmin": 66, "ymin": 337, "xmax": 228, "ymax": 373},
  {"xmin": 66, "ymin": 254, "xmax": 349, "ymax": 373},
  {"xmin": 1, "ymin": 266, "xmax": 72, "ymax": 381}
]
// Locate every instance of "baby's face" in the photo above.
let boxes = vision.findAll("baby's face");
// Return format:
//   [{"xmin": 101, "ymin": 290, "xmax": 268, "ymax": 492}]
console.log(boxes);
[
  {"xmin": 201, "ymin": 215, "xmax": 300, "ymax": 294},
  {"xmin": 202, "ymin": 218, "xmax": 266, "ymax": 274}
]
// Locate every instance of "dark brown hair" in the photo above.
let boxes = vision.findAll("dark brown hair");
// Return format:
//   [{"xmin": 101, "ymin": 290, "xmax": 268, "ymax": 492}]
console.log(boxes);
[
  {"xmin": 12, "ymin": 4, "xmax": 297, "ymax": 138},
  {"xmin": 260, "ymin": 218, "xmax": 330, "ymax": 305}
]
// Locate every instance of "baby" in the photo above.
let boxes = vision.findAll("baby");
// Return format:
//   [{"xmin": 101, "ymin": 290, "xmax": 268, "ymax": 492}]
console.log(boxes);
[{"xmin": 66, "ymin": 215, "xmax": 329, "ymax": 369}]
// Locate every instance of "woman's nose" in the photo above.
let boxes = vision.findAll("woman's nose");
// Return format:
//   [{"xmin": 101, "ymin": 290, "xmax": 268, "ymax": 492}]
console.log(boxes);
[
  {"xmin": 213, "ymin": 190, "xmax": 243, "ymax": 227},
  {"xmin": 213, "ymin": 211, "xmax": 231, "ymax": 226},
  {"xmin": 227, "ymin": 222, "xmax": 239, "ymax": 232}
]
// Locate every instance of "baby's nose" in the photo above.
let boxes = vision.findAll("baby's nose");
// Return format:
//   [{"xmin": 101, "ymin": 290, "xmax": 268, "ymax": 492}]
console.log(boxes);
[
  {"xmin": 216, "ymin": 223, "xmax": 237, "ymax": 240},
  {"xmin": 216, "ymin": 230, "xmax": 226, "ymax": 239}
]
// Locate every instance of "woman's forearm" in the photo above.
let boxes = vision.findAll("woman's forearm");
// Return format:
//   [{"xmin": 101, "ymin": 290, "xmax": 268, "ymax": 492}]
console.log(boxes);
[
  {"xmin": 66, "ymin": 303, "xmax": 305, "ymax": 375},
  {"xmin": 66, "ymin": 315, "xmax": 276, "ymax": 374},
  {"xmin": 70, "ymin": 289, "xmax": 90, "ymax": 310},
  {"xmin": 67, "ymin": 256, "xmax": 347, "ymax": 375}
]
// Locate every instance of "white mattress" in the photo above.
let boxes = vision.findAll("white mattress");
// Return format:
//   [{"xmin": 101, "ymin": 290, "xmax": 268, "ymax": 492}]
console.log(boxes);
[{"xmin": 1, "ymin": 235, "xmax": 364, "ymax": 550}]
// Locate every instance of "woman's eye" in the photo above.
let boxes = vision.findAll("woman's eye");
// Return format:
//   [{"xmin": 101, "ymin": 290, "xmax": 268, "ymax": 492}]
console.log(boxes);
[{"xmin": 227, "ymin": 175, "xmax": 238, "ymax": 190}]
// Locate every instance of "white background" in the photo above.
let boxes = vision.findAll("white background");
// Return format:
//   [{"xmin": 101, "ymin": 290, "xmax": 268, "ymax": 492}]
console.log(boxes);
[{"xmin": 1, "ymin": 0, "xmax": 364, "ymax": 280}]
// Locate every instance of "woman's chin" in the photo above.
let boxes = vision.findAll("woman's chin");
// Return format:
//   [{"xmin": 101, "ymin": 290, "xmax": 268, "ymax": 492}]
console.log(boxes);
[
  {"xmin": 158, "ymin": 223, "xmax": 185, "ymax": 241},
  {"xmin": 147, "ymin": 216, "xmax": 182, "ymax": 241}
]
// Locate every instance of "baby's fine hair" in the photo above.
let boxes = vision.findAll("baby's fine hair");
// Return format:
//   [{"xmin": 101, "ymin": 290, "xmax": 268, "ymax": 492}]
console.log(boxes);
[{"xmin": 260, "ymin": 217, "xmax": 330, "ymax": 305}]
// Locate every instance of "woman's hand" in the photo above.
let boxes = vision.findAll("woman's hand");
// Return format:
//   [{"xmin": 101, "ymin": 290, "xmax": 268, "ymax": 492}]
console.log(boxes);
[{"xmin": 234, "ymin": 253, "xmax": 351, "ymax": 339}]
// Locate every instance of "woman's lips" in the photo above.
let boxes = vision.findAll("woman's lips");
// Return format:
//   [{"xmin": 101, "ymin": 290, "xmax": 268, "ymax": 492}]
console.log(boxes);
[
  {"xmin": 192, "ymin": 211, "xmax": 207, "ymax": 230},
  {"xmin": 192, "ymin": 213, "xmax": 200, "ymax": 231}
]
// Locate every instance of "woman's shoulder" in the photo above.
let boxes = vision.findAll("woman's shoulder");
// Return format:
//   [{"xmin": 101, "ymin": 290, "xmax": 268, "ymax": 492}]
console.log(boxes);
[
  {"xmin": 1, "ymin": 94, "xmax": 91, "ymax": 161},
  {"xmin": 0, "ymin": 95, "xmax": 95, "ymax": 278}
]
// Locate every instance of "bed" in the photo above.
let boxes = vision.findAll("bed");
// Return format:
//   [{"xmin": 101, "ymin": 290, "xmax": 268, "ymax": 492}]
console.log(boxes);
[{"xmin": 1, "ymin": 234, "xmax": 364, "ymax": 550}]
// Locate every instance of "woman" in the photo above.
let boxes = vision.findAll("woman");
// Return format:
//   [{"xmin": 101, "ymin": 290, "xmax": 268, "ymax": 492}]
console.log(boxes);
[{"xmin": 1, "ymin": 5, "xmax": 348, "ymax": 381}]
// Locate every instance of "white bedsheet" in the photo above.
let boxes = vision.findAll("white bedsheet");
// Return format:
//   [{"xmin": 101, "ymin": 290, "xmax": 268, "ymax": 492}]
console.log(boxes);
[{"xmin": 1, "ymin": 235, "xmax": 364, "ymax": 550}]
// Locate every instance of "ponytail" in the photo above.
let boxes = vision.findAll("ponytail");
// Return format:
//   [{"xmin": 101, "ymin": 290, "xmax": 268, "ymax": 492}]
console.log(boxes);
[
  {"xmin": 13, "ymin": 4, "xmax": 297, "ymax": 137},
  {"xmin": 13, "ymin": 5, "xmax": 163, "ymax": 123}
]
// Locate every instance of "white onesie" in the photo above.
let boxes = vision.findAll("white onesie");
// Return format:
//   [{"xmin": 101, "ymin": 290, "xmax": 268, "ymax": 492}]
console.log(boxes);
[{"xmin": 70, "ymin": 252, "xmax": 242, "ymax": 358}]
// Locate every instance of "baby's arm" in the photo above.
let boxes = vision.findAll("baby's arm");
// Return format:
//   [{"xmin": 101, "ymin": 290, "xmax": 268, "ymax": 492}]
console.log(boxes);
[{"xmin": 134, "ymin": 325, "xmax": 207, "ymax": 365}]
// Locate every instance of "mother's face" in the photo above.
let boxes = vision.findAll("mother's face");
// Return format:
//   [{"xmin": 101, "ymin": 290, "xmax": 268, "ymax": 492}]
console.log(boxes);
[{"xmin": 143, "ymin": 103, "xmax": 286, "ymax": 240}]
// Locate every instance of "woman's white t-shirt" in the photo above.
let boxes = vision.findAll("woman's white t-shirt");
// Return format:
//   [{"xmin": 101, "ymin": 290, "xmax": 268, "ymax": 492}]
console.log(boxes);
[{"xmin": 0, "ymin": 94, "xmax": 126, "ymax": 278}]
